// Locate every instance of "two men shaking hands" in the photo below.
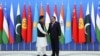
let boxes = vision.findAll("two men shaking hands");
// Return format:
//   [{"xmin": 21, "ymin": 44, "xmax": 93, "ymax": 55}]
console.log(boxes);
[{"xmin": 37, "ymin": 16, "xmax": 61, "ymax": 56}]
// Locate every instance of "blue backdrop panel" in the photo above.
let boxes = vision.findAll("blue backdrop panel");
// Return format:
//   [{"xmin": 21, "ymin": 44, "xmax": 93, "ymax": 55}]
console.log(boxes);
[{"xmin": 0, "ymin": 0, "xmax": 99, "ymax": 51}]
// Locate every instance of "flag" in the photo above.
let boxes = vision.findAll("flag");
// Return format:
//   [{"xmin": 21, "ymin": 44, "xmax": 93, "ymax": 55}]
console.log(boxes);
[
  {"xmin": 9, "ymin": 4, "xmax": 15, "ymax": 44},
  {"xmin": 91, "ymin": 2, "xmax": 96, "ymax": 42},
  {"xmin": 65, "ymin": 3, "xmax": 72, "ymax": 44},
  {"xmin": 85, "ymin": 3, "xmax": 91, "ymax": 43},
  {"xmin": 78, "ymin": 4, "xmax": 86, "ymax": 43},
  {"xmin": 40, "ymin": 3, "xmax": 44, "ymax": 16},
  {"xmin": 45, "ymin": 4, "xmax": 51, "ymax": 43},
  {"xmin": 59, "ymin": 4, "xmax": 65, "ymax": 44},
  {"xmin": 0, "ymin": 4, "xmax": 3, "ymax": 44},
  {"xmin": 21, "ymin": 5, "xmax": 27, "ymax": 43},
  {"xmin": 72, "ymin": 4, "xmax": 78, "ymax": 43},
  {"xmin": 32, "ymin": 4, "xmax": 38, "ymax": 42},
  {"xmin": 96, "ymin": 3, "xmax": 100, "ymax": 43},
  {"xmin": 27, "ymin": 5, "xmax": 32, "ymax": 43},
  {"xmin": 53, "ymin": 4, "xmax": 58, "ymax": 21},
  {"xmin": 2, "ymin": 4, "xmax": 9, "ymax": 44},
  {"xmin": 15, "ymin": 3, "xmax": 22, "ymax": 43}
]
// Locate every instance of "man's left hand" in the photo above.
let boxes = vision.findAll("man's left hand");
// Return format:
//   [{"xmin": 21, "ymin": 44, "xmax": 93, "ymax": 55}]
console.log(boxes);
[{"xmin": 59, "ymin": 36, "xmax": 60, "ymax": 39}]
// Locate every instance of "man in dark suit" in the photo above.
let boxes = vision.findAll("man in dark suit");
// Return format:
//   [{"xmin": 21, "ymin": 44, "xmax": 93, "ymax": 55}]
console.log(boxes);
[{"xmin": 48, "ymin": 16, "xmax": 61, "ymax": 56}]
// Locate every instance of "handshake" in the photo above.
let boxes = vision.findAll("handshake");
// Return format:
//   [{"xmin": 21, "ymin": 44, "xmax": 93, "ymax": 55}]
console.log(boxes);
[{"xmin": 45, "ymin": 33, "xmax": 49, "ymax": 36}]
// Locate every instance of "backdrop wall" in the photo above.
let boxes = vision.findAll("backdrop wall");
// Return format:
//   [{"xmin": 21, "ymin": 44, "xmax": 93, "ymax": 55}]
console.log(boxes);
[{"xmin": 0, "ymin": 0, "xmax": 99, "ymax": 51}]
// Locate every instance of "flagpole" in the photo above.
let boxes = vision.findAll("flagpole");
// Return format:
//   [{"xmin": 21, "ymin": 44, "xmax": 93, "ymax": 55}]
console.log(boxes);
[
  {"xmin": 46, "ymin": 44, "xmax": 49, "ymax": 51},
  {"xmin": 75, "ymin": 43, "xmax": 76, "ymax": 51},
  {"xmin": 24, "ymin": 42, "xmax": 25, "ymax": 50},
  {"xmin": 81, "ymin": 44, "xmax": 82, "ymax": 51},
  {"xmin": 68, "ymin": 43, "xmax": 70, "ymax": 51},
  {"xmin": 17, "ymin": 43, "xmax": 19, "ymax": 51},
  {"xmin": 93, "ymin": 43, "xmax": 94, "ymax": 51},
  {"xmin": 47, "ymin": 44, "xmax": 49, "ymax": 51},
  {"xmin": 99, "ymin": 44, "xmax": 100, "ymax": 50},
  {"xmin": 86, "ymin": 43, "xmax": 88, "ymax": 51},
  {"xmin": 87, "ymin": 44, "xmax": 88, "ymax": 51},
  {"xmin": 74, "ymin": 43, "xmax": 76, "ymax": 51},
  {"xmin": 6, "ymin": 44, "xmax": 7, "ymax": 51},
  {"xmin": 12, "ymin": 44, "xmax": 13, "ymax": 51},
  {"xmin": 62, "ymin": 44, "xmax": 64, "ymax": 51},
  {"xmin": 48, "ymin": 43, "xmax": 51, "ymax": 51},
  {"xmin": 0, "ymin": 44, "xmax": 1, "ymax": 51},
  {"xmin": 30, "ymin": 43, "xmax": 31, "ymax": 51}
]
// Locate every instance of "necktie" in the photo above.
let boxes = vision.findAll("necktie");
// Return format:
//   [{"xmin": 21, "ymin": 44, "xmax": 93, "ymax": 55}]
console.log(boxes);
[{"xmin": 52, "ymin": 23, "xmax": 54, "ymax": 27}]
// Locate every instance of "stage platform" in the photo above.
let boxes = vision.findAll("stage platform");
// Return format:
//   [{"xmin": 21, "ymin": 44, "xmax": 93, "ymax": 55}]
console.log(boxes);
[{"xmin": 0, "ymin": 51, "xmax": 100, "ymax": 56}]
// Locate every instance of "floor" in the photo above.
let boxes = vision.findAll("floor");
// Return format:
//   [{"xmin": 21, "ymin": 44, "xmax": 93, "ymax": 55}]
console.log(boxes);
[{"xmin": 0, "ymin": 51, "xmax": 100, "ymax": 56}]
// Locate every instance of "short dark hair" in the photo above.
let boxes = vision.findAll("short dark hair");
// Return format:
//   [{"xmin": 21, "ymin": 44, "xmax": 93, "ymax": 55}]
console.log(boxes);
[
  {"xmin": 52, "ymin": 16, "xmax": 56, "ymax": 19},
  {"xmin": 39, "ymin": 16, "xmax": 44, "ymax": 20}
]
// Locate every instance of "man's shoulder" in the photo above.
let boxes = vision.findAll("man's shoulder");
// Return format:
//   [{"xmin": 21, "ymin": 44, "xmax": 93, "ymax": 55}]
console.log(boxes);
[
  {"xmin": 55, "ymin": 22, "xmax": 59, "ymax": 24},
  {"xmin": 37, "ymin": 23, "xmax": 40, "ymax": 25},
  {"xmin": 49, "ymin": 22, "xmax": 51, "ymax": 24}
]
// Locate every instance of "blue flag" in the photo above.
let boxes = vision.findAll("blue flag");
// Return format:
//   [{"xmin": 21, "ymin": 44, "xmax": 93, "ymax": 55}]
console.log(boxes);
[
  {"xmin": 9, "ymin": 4, "xmax": 15, "ymax": 44},
  {"xmin": 91, "ymin": 2, "xmax": 96, "ymax": 42},
  {"xmin": 32, "ymin": 4, "xmax": 39, "ymax": 42},
  {"xmin": 65, "ymin": 3, "xmax": 72, "ymax": 44},
  {"xmin": 96, "ymin": 2, "xmax": 100, "ymax": 43}
]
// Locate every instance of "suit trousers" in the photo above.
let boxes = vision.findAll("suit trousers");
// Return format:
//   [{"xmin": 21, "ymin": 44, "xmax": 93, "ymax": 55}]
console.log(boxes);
[{"xmin": 50, "ymin": 37, "xmax": 59, "ymax": 56}]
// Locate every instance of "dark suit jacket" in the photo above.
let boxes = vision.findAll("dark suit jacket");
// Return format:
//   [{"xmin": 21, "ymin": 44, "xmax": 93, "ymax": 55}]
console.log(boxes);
[{"xmin": 48, "ymin": 22, "xmax": 61, "ymax": 39}]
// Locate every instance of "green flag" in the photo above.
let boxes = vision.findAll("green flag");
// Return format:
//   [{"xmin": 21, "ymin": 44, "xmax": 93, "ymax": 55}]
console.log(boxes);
[
  {"xmin": 0, "ymin": 4, "xmax": 3, "ymax": 44},
  {"xmin": 59, "ymin": 4, "xmax": 65, "ymax": 44},
  {"xmin": 45, "ymin": 4, "xmax": 51, "ymax": 43},
  {"xmin": 85, "ymin": 3, "xmax": 91, "ymax": 43},
  {"xmin": 15, "ymin": 3, "xmax": 22, "ymax": 43},
  {"xmin": 2, "ymin": 5, "xmax": 9, "ymax": 44},
  {"xmin": 96, "ymin": 3, "xmax": 100, "ymax": 43}
]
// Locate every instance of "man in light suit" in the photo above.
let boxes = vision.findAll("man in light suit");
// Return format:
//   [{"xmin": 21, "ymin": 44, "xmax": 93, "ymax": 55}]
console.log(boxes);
[
  {"xmin": 37, "ymin": 16, "xmax": 47, "ymax": 56},
  {"xmin": 48, "ymin": 16, "xmax": 61, "ymax": 56}
]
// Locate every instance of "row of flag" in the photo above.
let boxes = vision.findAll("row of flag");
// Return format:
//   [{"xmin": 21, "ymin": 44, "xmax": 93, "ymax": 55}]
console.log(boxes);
[
  {"xmin": 0, "ymin": 3, "xmax": 33, "ymax": 44},
  {"xmin": 0, "ymin": 2, "xmax": 100, "ymax": 44}
]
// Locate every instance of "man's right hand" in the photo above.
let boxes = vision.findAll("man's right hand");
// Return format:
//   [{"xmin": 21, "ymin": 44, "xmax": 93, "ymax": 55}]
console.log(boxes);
[{"xmin": 45, "ymin": 33, "xmax": 48, "ymax": 36}]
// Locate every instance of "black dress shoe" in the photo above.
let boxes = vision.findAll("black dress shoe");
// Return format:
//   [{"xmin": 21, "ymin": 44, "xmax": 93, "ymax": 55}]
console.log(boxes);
[
  {"xmin": 51, "ymin": 54, "xmax": 55, "ymax": 56},
  {"xmin": 37, "ymin": 55, "xmax": 40, "ymax": 56},
  {"xmin": 56, "ymin": 54, "xmax": 59, "ymax": 56},
  {"xmin": 43, "ymin": 54, "xmax": 47, "ymax": 56}
]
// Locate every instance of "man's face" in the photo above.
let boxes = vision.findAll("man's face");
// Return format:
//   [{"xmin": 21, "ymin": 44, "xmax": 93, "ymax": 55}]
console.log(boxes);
[
  {"xmin": 40, "ymin": 17, "xmax": 45, "ymax": 23},
  {"xmin": 51, "ymin": 17, "xmax": 56, "ymax": 23}
]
